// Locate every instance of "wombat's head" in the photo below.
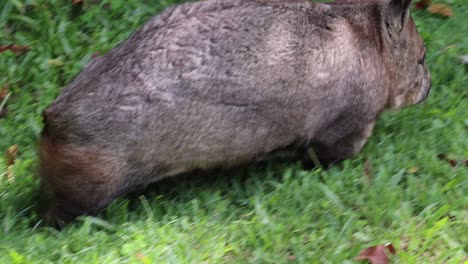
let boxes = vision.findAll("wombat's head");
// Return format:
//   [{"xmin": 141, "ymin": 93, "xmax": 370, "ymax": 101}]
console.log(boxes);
[{"xmin": 382, "ymin": 0, "xmax": 431, "ymax": 109}]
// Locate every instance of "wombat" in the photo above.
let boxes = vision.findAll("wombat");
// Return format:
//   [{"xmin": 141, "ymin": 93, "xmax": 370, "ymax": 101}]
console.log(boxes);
[{"xmin": 39, "ymin": 0, "xmax": 430, "ymax": 223}]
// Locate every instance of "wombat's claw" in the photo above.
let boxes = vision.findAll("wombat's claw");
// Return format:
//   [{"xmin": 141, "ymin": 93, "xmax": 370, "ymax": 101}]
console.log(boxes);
[
  {"xmin": 43, "ymin": 207, "xmax": 67, "ymax": 229},
  {"xmin": 43, "ymin": 203, "xmax": 90, "ymax": 228}
]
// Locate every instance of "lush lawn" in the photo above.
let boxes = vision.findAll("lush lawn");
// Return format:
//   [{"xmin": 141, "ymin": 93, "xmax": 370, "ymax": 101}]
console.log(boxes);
[{"xmin": 0, "ymin": 0, "xmax": 466, "ymax": 263}]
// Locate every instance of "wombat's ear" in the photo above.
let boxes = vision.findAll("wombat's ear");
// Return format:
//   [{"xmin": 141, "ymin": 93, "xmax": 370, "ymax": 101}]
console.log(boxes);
[{"xmin": 387, "ymin": 0, "xmax": 413, "ymax": 32}]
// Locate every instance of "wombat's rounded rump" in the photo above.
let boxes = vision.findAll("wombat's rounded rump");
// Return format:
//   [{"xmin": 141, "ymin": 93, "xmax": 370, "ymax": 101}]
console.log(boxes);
[{"xmin": 40, "ymin": 0, "xmax": 430, "ymax": 223}]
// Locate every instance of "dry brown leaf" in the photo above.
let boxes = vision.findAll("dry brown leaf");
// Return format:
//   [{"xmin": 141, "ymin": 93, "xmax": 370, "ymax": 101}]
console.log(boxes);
[
  {"xmin": 0, "ymin": 44, "xmax": 30, "ymax": 54},
  {"xmin": 0, "ymin": 85, "xmax": 9, "ymax": 101},
  {"xmin": 437, "ymin": 154, "xmax": 467, "ymax": 167},
  {"xmin": 415, "ymin": 0, "xmax": 431, "ymax": 9},
  {"xmin": 354, "ymin": 244, "xmax": 396, "ymax": 264},
  {"xmin": 72, "ymin": 0, "xmax": 83, "ymax": 4},
  {"xmin": 287, "ymin": 255, "xmax": 297, "ymax": 261},
  {"xmin": 428, "ymin": 3, "xmax": 454, "ymax": 17}
]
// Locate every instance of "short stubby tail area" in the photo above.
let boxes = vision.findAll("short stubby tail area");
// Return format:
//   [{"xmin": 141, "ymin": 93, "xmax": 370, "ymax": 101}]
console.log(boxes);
[{"xmin": 39, "ymin": 124, "xmax": 122, "ymax": 226}]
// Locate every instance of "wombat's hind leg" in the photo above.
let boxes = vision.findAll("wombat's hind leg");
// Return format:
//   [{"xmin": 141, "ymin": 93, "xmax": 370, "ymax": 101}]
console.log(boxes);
[{"xmin": 39, "ymin": 134, "xmax": 124, "ymax": 225}]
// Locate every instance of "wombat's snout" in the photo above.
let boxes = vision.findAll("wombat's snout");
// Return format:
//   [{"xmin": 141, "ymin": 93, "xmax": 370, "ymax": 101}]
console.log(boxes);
[{"xmin": 394, "ymin": 65, "xmax": 431, "ymax": 108}]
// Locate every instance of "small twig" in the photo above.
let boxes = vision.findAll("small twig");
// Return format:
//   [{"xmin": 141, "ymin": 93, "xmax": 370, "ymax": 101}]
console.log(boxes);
[
  {"xmin": 307, "ymin": 147, "xmax": 322, "ymax": 168},
  {"xmin": 0, "ymin": 92, "xmax": 11, "ymax": 113},
  {"xmin": 0, "ymin": 44, "xmax": 30, "ymax": 54}
]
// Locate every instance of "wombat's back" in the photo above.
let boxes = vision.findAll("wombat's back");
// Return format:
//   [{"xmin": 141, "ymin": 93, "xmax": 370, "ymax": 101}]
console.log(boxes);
[{"xmin": 44, "ymin": 0, "xmax": 343, "ymax": 174}]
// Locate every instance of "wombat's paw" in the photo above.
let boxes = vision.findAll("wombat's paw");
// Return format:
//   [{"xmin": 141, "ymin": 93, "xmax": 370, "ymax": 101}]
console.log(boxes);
[
  {"xmin": 42, "ymin": 203, "xmax": 88, "ymax": 229},
  {"xmin": 42, "ymin": 208, "xmax": 69, "ymax": 229}
]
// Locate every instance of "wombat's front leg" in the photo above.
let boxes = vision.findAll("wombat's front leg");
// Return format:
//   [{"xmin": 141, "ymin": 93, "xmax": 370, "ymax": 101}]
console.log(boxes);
[{"xmin": 307, "ymin": 122, "xmax": 376, "ymax": 166}]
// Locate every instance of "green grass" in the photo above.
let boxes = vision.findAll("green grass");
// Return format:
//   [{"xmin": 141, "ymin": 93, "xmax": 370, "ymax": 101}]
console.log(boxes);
[{"xmin": 0, "ymin": 0, "xmax": 467, "ymax": 263}]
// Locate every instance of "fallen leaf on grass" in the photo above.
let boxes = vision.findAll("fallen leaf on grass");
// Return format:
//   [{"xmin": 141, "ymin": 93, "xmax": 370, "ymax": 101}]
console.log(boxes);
[
  {"xmin": 427, "ymin": 3, "xmax": 453, "ymax": 17},
  {"xmin": 286, "ymin": 248, "xmax": 297, "ymax": 261},
  {"xmin": 354, "ymin": 244, "xmax": 396, "ymax": 264},
  {"xmin": 72, "ymin": 0, "xmax": 83, "ymax": 4},
  {"xmin": 437, "ymin": 154, "xmax": 468, "ymax": 167},
  {"xmin": 0, "ymin": 85, "xmax": 8, "ymax": 101},
  {"xmin": 0, "ymin": 44, "xmax": 30, "ymax": 54},
  {"xmin": 415, "ymin": 0, "xmax": 431, "ymax": 9}
]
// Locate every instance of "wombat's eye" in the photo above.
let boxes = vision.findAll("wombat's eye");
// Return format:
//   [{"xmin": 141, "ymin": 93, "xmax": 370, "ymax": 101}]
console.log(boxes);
[{"xmin": 417, "ymin": 53, "xmax": 426, "ymax": 65}]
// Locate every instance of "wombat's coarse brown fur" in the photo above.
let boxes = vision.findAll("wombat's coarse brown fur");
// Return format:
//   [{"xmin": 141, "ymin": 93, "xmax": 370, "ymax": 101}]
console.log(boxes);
[{"xmin": 40, "ymin": 0, "xmax": 431, "ymax": 223}]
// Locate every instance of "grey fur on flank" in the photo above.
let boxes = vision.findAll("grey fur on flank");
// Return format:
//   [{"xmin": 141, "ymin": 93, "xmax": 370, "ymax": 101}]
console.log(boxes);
[{"xmin": 39, "ymin": 0, "xmax": 431, "ymax": 224}]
